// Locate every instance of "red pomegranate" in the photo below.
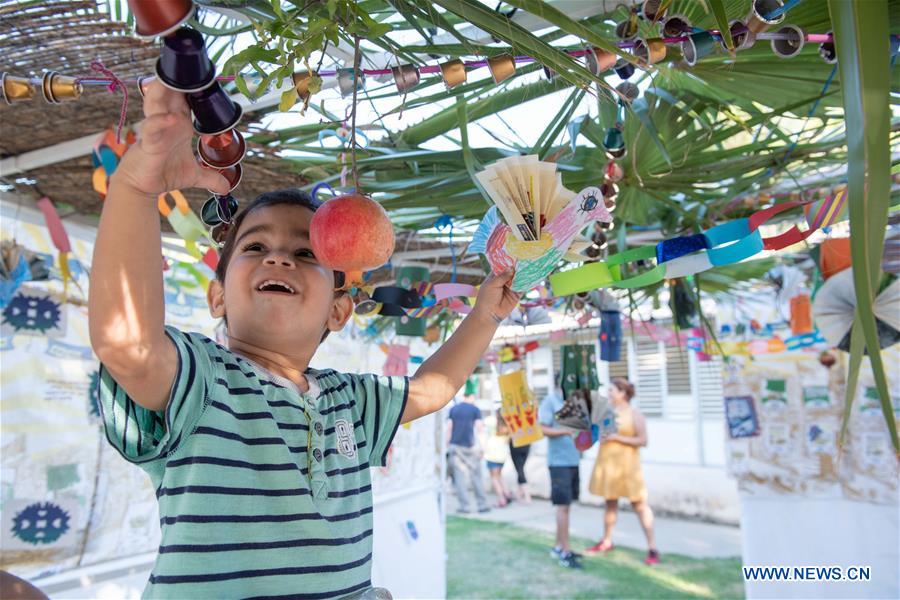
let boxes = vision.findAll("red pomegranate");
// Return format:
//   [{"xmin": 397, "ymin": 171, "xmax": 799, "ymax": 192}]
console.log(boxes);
[{"xmin": 310, "ymin": 193, "xmax": 395, "ymax": 286}]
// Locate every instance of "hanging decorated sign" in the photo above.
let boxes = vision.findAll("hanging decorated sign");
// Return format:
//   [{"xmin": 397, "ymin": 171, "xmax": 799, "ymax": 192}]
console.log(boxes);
[{"xmin": 498, "ymin": 370, "xmax": 543, "ymax": 448}]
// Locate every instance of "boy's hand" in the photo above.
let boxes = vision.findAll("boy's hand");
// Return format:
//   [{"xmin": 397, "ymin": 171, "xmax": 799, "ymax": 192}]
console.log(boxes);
[
  {"xmin": 473, "ymin": 269, "xmax": 521, "ymax": 326},
  {"xmin": 113, "ymin": 79, "xmax": 229, "ymax": 197}
]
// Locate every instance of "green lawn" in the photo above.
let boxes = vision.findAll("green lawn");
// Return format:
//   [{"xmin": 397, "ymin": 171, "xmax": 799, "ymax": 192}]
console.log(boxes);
[{"xmin": 446, "ymin": 516, "xmax": 744, "ymax": 599}]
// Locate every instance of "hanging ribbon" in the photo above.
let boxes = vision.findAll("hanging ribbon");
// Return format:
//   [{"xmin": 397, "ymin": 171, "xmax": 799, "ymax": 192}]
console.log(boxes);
[
  {"xmin": 434, "ymin": 214, "xmax": 458, "ymax": 283},
  {"xmin": 88, "ymin": 60, "xmax": 129, "ymax": 144},
  {"xmin": 36, "ymin": 196, "xmax": 76, "ymax": 297}
]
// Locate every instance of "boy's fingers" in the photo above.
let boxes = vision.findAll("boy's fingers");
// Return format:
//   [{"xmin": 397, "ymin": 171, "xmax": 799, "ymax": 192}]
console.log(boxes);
[
  {"xmin": 142, "ymin": 79, "xmax": 190, "ymax": 118},
  {"xmin": 137, "ymin": 114, "xmax": 177, "ymax": 145},
  {"xmin": 198, "ymin": 168, "xmax": 231, "ymax": 196}
]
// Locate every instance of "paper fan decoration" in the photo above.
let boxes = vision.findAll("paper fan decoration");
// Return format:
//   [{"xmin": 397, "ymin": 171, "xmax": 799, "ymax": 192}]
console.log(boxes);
[
  {"xmin": 812, "ymin": 268, "xmax": 900, "ymax": 351},
  {"xmin": 468, "ymin": 155, "xmax": 613, "ymax": 293}
]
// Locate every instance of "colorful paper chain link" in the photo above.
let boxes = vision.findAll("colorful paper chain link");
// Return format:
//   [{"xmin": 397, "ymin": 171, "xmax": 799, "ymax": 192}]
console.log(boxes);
[{"xmin": 550, "ymin": 193, "xmax": 846, "ymax": 296}]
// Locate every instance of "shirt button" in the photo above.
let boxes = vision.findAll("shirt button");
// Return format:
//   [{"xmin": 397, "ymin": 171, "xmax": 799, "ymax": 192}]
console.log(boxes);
[
  {"xmin": 313, "ymin": 448, "xmax": 323, "ymax": 462},
  {"xmin": 314, "ymin": 422, "xmax": 323, "ymax": 435}
]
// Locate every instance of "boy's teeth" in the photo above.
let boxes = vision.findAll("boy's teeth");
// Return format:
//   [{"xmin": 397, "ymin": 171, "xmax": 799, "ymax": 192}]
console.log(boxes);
[{"xmin": 258, "ymin": 280, "xmax": 295, "ymax": 293}]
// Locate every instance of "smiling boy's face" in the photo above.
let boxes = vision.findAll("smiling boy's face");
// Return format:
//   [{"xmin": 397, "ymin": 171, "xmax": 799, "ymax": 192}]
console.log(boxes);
[{"xmin": 206, "ymin": 204, "xmax": 352, "ymax": 351}]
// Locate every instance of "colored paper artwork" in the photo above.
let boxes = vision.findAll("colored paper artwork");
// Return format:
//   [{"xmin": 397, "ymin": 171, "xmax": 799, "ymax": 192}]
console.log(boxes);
[
  {"xmin": 723, "ymin": 348, "xmax": 899, "ymax": 505},
  {"xmin": 497, "ymin": 370, "xmax": 543, "ymax": 448}
]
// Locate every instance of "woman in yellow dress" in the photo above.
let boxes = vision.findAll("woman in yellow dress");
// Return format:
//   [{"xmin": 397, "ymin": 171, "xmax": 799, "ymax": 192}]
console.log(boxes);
[{"xmin": 585, "ymin": 377, "xmax": 659, "ymax": 564}]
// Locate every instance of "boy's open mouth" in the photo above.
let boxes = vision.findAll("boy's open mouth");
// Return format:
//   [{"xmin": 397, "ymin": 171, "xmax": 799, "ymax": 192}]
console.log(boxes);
[{"xmin": 256, "ymin": 279, "xmax": 296, "ymax": 295}]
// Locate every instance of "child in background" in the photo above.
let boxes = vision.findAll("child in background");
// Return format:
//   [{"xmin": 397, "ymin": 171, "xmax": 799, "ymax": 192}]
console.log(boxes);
[
  {"xmin": 484, "ymin": 410, "xmax": 512, "ymax": 507},
  {"xmin": 88, "ymin": 81, "xmax": 521, "ymax": 598}
]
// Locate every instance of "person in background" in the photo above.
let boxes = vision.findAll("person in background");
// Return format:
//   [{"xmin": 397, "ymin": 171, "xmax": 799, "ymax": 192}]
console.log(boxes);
[
  {"xmin": 484, "ymin": 410, "xmax": 512, "ymax": 507},
  {"xmin": 538, "ymin": 385, "xmax": 583, "ymax": 569},
  {"xmin": 508, "ymin": 436, "xmax": 532, "ymax": 503},
  {"xmin": 447, "ymin": 394, "xmax": 490, "ymax": 513},
  {"xmin": 585, "ymin": 377, "xmax": 659, "ymax": 565}
]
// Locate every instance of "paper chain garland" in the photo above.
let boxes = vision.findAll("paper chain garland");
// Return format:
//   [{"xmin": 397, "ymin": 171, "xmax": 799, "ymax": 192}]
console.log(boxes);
[
  {"xmin": 550, "ymin": 191, "xmax": 848, "ymax": 296},
  {"xmin": 356, "ymin": 282, "xmax": 478, "ymax": 319}
]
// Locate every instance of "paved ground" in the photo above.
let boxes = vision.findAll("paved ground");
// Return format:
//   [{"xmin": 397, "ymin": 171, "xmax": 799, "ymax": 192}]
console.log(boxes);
[{"xmin": 445, "ymin": 489, "xmax": 743, "ymax": 559}]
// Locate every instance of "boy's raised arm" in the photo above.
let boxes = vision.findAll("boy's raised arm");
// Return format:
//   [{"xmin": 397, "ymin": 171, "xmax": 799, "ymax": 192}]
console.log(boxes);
[
  {"xmin": 88, "ymin": 81, "xmax": 228, "ymax": 411},
  {"xmin": 403, "ymin": 270, "xmax": 519, "ymax": 423}
]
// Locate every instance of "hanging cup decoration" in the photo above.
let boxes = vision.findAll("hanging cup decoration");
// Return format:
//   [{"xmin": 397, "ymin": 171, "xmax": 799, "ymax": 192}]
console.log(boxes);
[
  {"xmin": 292, "ymin": 70, "xmax": 317, "ymax": 100},
  {"xmin": 634, "ymin": 38, "xmax": 666, "ymax": 66},
  {"xmin": 128, "ymin": 0, "xmax": 195, "ymax": 38},
  {"xmin": 746, "ymin": 0, "xmax": 784, "ymax": 34},
  {"xmin": 662, "ymin": 15, "xmax": 692, "ymax": 38},
  {"xmin": 771, "ymin": 25, "xmax": 806, "ymax": 58},
  {"xmin": 616, "ymin": 81, "xmax": 640, "ymax": 102},
  {"xmin": 41, "ymin": 71, "xmax": 82, "ymax": 103},
  {"xmin": 639, "ymin": 0, "xmax": 668, "ymax": 22},
  {"xmin": 197, "ymin": 129, "xmax": 245, "ymax": 169},
  {"xmin": 188, "ymin": 81, "xmax": 243, "ymax": 135},
  {"xmin": 615, "ymin": 17, "xmax": 639, "ymax": 41},
  {"xmin": 585, "ymin": 47, "xmax": 616, "ymax": 76},
  {"xmin": 487, "ymin": 54, "xmax": 516, "ymax": 84},
  {"xmin": 200, "ymin": 193, "xmax": 239, "ymax": 228},
  {"xmin": 440, "ymin": 59, "xmax": 467, "ymax": 88},
  {"xmin": 683, "ymin": 31, "xmax": 716, "ymax": 66},
  {"xmin": 337, "ymin": 67, "xmax": 365, "ymax": 98},
  {"xmin": 600, "ymin": 182, "xmax": 619, "ymax": 207},
  {"xmin": 1, "ymin": 73, "xmax": 36, "ymax": 103},
  {"xmin": 155, "ymin": 27, "xmax": 216, "ymax": 93},
  {"xmin": 391, "ymin": 64, "xmax": 420, "ymax": 93},
  {"xmin": 613, "ymin": 58, "xmax": 636, "ymax": 80},
  {"xmin": 603, "ymin": 126, "xmax": 626, "ymax": 159},
  {"xmin": 819, "ymin": 31, "xmax": 837, "ymax": 63},
  {"xmin": 603, "ymin": 160, "xmax": 624, "ymax": 183},
  {"xmin": 723, "ymin": 20, "xmax": 756, "ymax": 51},
  {"xmin": 202, "ymin": 163, "xmax": 242, "ymax": 195}
]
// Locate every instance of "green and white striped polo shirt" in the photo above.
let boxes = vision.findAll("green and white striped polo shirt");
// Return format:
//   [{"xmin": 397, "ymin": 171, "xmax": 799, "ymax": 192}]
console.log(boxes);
[{"xmin": 99, "ymin": 327, "xmax": 409, "ymax": 599}]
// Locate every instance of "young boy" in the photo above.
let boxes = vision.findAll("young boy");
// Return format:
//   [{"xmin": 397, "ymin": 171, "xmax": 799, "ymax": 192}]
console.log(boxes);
[{"xmin": 88, "ymin": 81, "xmax": 520, "ymax": 598}]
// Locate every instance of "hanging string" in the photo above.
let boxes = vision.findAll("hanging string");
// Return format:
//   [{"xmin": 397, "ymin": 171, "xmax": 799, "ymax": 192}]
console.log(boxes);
[
  {"xmin": 88, "ymin": 59, "xmax": 128, "ymax": 144},
  {"xmin": 350, "ymin": 34, "xmax": 361, "ymax": 193},
  {"xmin": 435, "ymin": 214, "xmax": 457, "ymax": 283}
]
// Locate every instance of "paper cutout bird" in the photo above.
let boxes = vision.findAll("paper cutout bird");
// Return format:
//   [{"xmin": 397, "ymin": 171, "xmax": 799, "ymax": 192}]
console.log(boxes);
[{"xmin": 469, "ymin": 186, "xmax": 613, "ymax": 293}]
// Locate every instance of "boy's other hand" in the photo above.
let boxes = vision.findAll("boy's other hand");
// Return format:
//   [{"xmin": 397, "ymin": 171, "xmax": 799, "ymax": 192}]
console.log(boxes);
[
  {"xmin": 112, "ymin": 79, "xmax": 229, "ymax": 197},
  {"xmin": 473, "ymin": 269, "xmax": 520, "ymax": 326}
]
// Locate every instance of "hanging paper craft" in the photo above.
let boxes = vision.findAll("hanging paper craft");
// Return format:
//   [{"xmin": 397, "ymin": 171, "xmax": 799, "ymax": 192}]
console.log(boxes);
[
  {"xmin": 468, "ymin": 156, "xmax": 612, "ymax": 292},
  {"xmin": 812, "ymin": 268, "xmax": 900, "ymax": 352},
  {"xmin": 559, "ymin": 344, "xmax": 599, "ymax": 400},
  {"xmin": 383, "ymin": 344, "xmax": 410, "ymax": 377},
  {"xmin": 158, "ymin": 190, "xmax": 211, "ymax": 259},
  {"xmin": 497, "ymin": 370, "xmax": 543, "ymax": 448}
]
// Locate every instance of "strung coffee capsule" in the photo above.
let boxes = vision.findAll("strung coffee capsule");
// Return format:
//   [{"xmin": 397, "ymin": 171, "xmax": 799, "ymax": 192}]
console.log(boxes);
[
  {"xmin": 662, "ymin": 15, "xmax": 692, "ymax": 38},
  {"xmin": 487, "ymin": 54, "xmax": 516, "ymax": 84},
  {"xmin": 355, "ymin": 297, "xmax": 381, "ymax": 316},
  {"xmin": 600, "ymin": 182, "xmax": 619, "ymax": 203},
  {"xmin": 615, "ymin": 18, "xmax": 638, "ymax": 41},
  {"xmin": 0, "ymin": 73, "xmax": 36, "ymax": 104},
  {"xmin": 41, "ymin": 71, "xmax": 83, "ymax": 103},
  {"xmin": 585, "ymin": 47, "xmax": 616, "ymax": 76},
  {"xmin": 337, "ymin": 67, "xmax": 364, "ymax": 98},
  {"xmin": 746, "ymin": 0, "xmax": 784, "ymax": 34},
  {"xmin": 155, "ymin": 27, "xmax": 216, "ymax": 93},
  {"xmin": 201, "ymin": 193, "xmax": 239, "ymax": 227},
  {"xmin": 603, "ymin": 127, "xmax": 626, "ymax": 159},
  {"xmin": 722, "ymin": 20, "xmax": 756, "ymax": 51},
  {"xmin": 634, "ymin": 38, "xmax": 666, "ymax": 66},
  {"xmin": 189, "ymin": 81, "xmax": 243, "ymax": 136},
  {"xmin": 616, "ymin": 81, "xmax": 640, "ymax": 102},
  {"xmin": 197, "ymin": 129, "xmax": 246, "ymax": 169},
  {"xmin": 440, "ymin": 59, "xmax": 467, "ymax": 88},
  {"xmin": 204, "ymin": 163, "xmax": 243, "ymax": 194},
  {"xmin": 292, "ymin": 70, "xmax": 316, "ymax": 100},
  {"xmin": 614, "ymin": 58, "xmax": 636, "ymax": 80},
  {"xmin": 640, "ymin": 0, "xmax": 668, "ymax": 21},
  {"xmin": 137, "ymin": 75, "xmax": 155, "ymax": 98},
  {"xmin": 128, "ymin": 0, "xmax": 194, "ymax": 38},
  {"xmin": 391, "ymin": 64, "xmax": 420, "ymax": 93},
  {"xmin": 682, "ymin": 31, "xmax": 716, "ymax": 66},
  {"xmin": 771, "ymin": 25, "xmax": 805, "ymax": 59},
  {"xmin": 819, "ymin": 31, "xmax": 837, "ymax": 64},
  {"xmin": 604, "ymin": 160, "xmax": 624, "ymax": 183}
]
